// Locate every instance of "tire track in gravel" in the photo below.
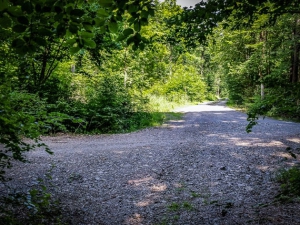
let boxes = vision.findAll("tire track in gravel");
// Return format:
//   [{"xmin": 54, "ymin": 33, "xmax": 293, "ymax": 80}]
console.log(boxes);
[{"xmin": 2, "ymin": 101, "xmax": 300, "ymax": 225}]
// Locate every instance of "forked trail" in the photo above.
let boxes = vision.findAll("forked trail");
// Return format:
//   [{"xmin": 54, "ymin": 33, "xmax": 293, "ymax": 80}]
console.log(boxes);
[{"xmin": 4, "ymin": 101, "xmax": 300, "ymax": 224}]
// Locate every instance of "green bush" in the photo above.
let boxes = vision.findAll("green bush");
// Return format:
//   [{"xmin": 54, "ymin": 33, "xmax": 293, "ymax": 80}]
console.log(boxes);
[
  {"xmin": 276, "ymin": 166, "xmax": 300, "ymax": 197},
  {"xmin": 0, "ymin": 91, "xmax": 51, "ymax": 181}
]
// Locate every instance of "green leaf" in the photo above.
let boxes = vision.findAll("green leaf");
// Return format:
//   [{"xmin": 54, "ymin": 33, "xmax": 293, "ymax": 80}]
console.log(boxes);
[
  {"xmin": 83, "ymin": 22, "xmax": 93, "ymax": 31},
  {"xmin": 54, "ymin": 5, "xmax": 63, "ymax": 13},
  {"xmin": 98, "ymin": 0, "xmax": 114, "ymax": 7},
  {"xmin": 83, "ymin": 39, "xmax": 96, "ymax": 48},
  {"xmin": 139, "ymin": 42, "xmax": 145, "ymax": 51},
  {"xmin": 70, "ymin": 46, "xmax": 80, "ymax": 55},
  {"xmin": 126, "ymin": 36, "xmax": 135, "ymax": 45},
  {"xmin": 56, "ymin": 23, "xmax": 66, "ymax": 36},
  {"xmin": 149, "ymin": 9, "xmax": 155, "ymax": 17},
  {"xmin": 141, "ymin": 10, "xmax": 149, "ymax": 19},
  {"xmin": 116, "ymin": 34, "xmax": 126, "ymax": 42},
  {"xmin": 0, "ymin": 0, "xmax": 9, "ymax": 11},
  {"xmin": 123, "ymin": 28, "xmax": 134, "ymax": 37},
  {"xmin": 128, "ymin": 5, "xmax": 139, "ymax": 13},
  {"xmin": 98, "ymin": 26, "xmax": 106, "ymax": 34},
  {"xmin": 69, "ymin": 24, "xmax": 78, "ymax": 34},
  {"xmin": 37, "ymin": 28, "xmax": 52, "ymax": 36},
  {"xmin": 127, "ymin": 17, "xmax": 136, "ymax": 24},
  {"xmin": 7, "ymin": 6, "xmax": 23, "ymax": 16},
  {"xmin": 64, "ymin": 38, "xmax": 77, "ymax": 46},
  {"xmin": 17, "ymin": 16, "xmax": 29, "ymax": 25},
  {"xmin": 15, "ymin": 46, "xmax": 31, "ymax": 55},
  {"xmin": 140, "ymin": 18, "xmax": 148, "ymax": 26},
  {"xmin": 80, "ymin": 31, "xmax": 94, "ymax": 38},
  {"xmin": 97, "ymin": 8, "xmax": 109, "ymax": 17},
  {"xmin": 32, "ymin": 37, "xmax": 47, "ymax": 46},
  {"xmin": 21, "ymin": 1, "xmax": 34, "ymax": 14},
  {"xmin": 94, "ymin": 18, "xmax": 106, "ymax": 26},
  {"xmin": 12, "ymin": 24, "xmax": 27, "ymax": 33},
  {"xmin": 70, "ymin": 9, "xmax": 85, "ymax": 17},
  {"xmin": 108, "ymin": 22, "xmax": 118, "ymax": 33},
  {"xmin": 0, "ymin": 15, "xmax": 11, "ymax": 28},
  {"xmin": 134, "ymin": 22, "xmax": 140, "ymax": 31},
  {"xmin": 12, "ymin": 38, "xmax": 26, "ymax": 48},
  {"xmin": 132, "ymin": 43, "xmax": 138, "ymax": 51}
]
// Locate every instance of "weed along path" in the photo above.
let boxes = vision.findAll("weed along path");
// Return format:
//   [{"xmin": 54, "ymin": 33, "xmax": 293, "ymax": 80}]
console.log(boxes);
[{"xmin": 4, "ymin": 101, "xmax": 300, "ymax": 224}]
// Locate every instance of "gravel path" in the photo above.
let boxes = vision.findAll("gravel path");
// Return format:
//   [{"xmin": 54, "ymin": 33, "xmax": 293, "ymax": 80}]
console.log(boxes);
[{"xmin": 3, "ymin": 101, "xmax": 300, "ymax": 224}]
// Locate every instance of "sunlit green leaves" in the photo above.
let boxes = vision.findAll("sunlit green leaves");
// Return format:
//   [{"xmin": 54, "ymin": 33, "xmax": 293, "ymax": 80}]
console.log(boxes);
[
  {"xmin": 83, "ymin": 39, "xmax": 96, "ymax": 48},
  {"xmin": 70, "ymin": 46, "xmax": 81, "ymax": 55},
  {"xmin": 64, "ymin": 38, "xmax": 77, "ymax": 46},
  {"xmin": 128, "ymin": 5, "xmax": 139, "ymax": 13},
  {"xmin": 97, "ymin": 8, "xmax": 109, "ymax": 17},
  {"xmin": 1, "ymin": 0, "xmax": 156, "ymax": 55},
  {"xmin": 80, "ymin": 31, "xmax": 94, "ymax": 39}
]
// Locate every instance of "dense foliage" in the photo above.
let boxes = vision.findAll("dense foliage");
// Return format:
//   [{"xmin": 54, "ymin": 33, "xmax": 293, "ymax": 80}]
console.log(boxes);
[{"xmin": 0, "ymin": 0, "xmax": 212, "ymax": 180}]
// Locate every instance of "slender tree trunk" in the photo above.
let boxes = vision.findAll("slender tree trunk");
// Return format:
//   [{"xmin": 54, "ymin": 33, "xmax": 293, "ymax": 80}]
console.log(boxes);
[
  {"xmin": 123, "ymin": 48, "xmax": 128, "ymax": 88},
  {"xmin": 290, "ymin": 16, "xmax": 300, "ymax": 83},
  {"xmin": 259, "ymin": 31, "xmax": 266, "ymax": 99},
  {"xmin": 261, "ymin": 83, "xmax": 265, "ymax": 99}
]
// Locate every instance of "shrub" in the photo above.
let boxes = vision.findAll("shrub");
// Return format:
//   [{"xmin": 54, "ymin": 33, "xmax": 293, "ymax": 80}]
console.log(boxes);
[{"xmin": 276, "ymin": 166, "xmax": 300, "ymax": 197}]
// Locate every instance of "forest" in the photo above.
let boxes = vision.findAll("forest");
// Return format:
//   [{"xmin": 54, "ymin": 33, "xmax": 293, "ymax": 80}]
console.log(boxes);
[{"xmin": 0, "ymin": 0, "xmax": 300, "ymax": 223}]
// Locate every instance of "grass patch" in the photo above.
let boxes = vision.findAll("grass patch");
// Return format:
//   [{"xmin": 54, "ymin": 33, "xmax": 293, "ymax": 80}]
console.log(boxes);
[
  {"xmin": 276, "ymin": 166, "xmax": 300, "ymax": 198},
  {"xmin": 168, "ymin": 202, "xmax": 180, "ymax": 211},
  {"xmin": 226, "ymin": 99, "xmax": 247, "ymax": 112},
  {"xmin": 147, "ymin": 95, "xmax": 195, "ymax": 112}
]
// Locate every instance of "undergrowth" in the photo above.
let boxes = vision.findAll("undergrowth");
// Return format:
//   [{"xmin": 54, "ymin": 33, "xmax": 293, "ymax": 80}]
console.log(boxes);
[
  {"xmin": 276, "ymin": 166, "xmax": 300, "ymax": 200},
  {"xmin": 0, "ymin": 165, "xmax": 64, "ymax": 225}
]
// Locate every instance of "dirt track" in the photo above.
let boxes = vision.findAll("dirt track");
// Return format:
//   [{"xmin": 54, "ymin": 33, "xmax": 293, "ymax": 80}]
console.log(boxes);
[{"xmin": 3, "ymin": 101, "xmax": 300, "ymax": 224}]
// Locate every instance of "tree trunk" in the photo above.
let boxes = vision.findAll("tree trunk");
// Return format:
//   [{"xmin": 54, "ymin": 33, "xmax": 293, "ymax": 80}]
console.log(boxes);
[
  {"xmin": 259, "ymin": 31, "xmax": 266, "ymax": 99},
  {"xmin": 290, "ymin": 17, "xmax": 300, "ymax": 83}
]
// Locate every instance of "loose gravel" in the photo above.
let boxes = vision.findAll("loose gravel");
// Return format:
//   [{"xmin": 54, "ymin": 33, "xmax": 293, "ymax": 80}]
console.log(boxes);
[{"xmin": 2, "ymin": 101, "xmax": 300, "ymax": 224}]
